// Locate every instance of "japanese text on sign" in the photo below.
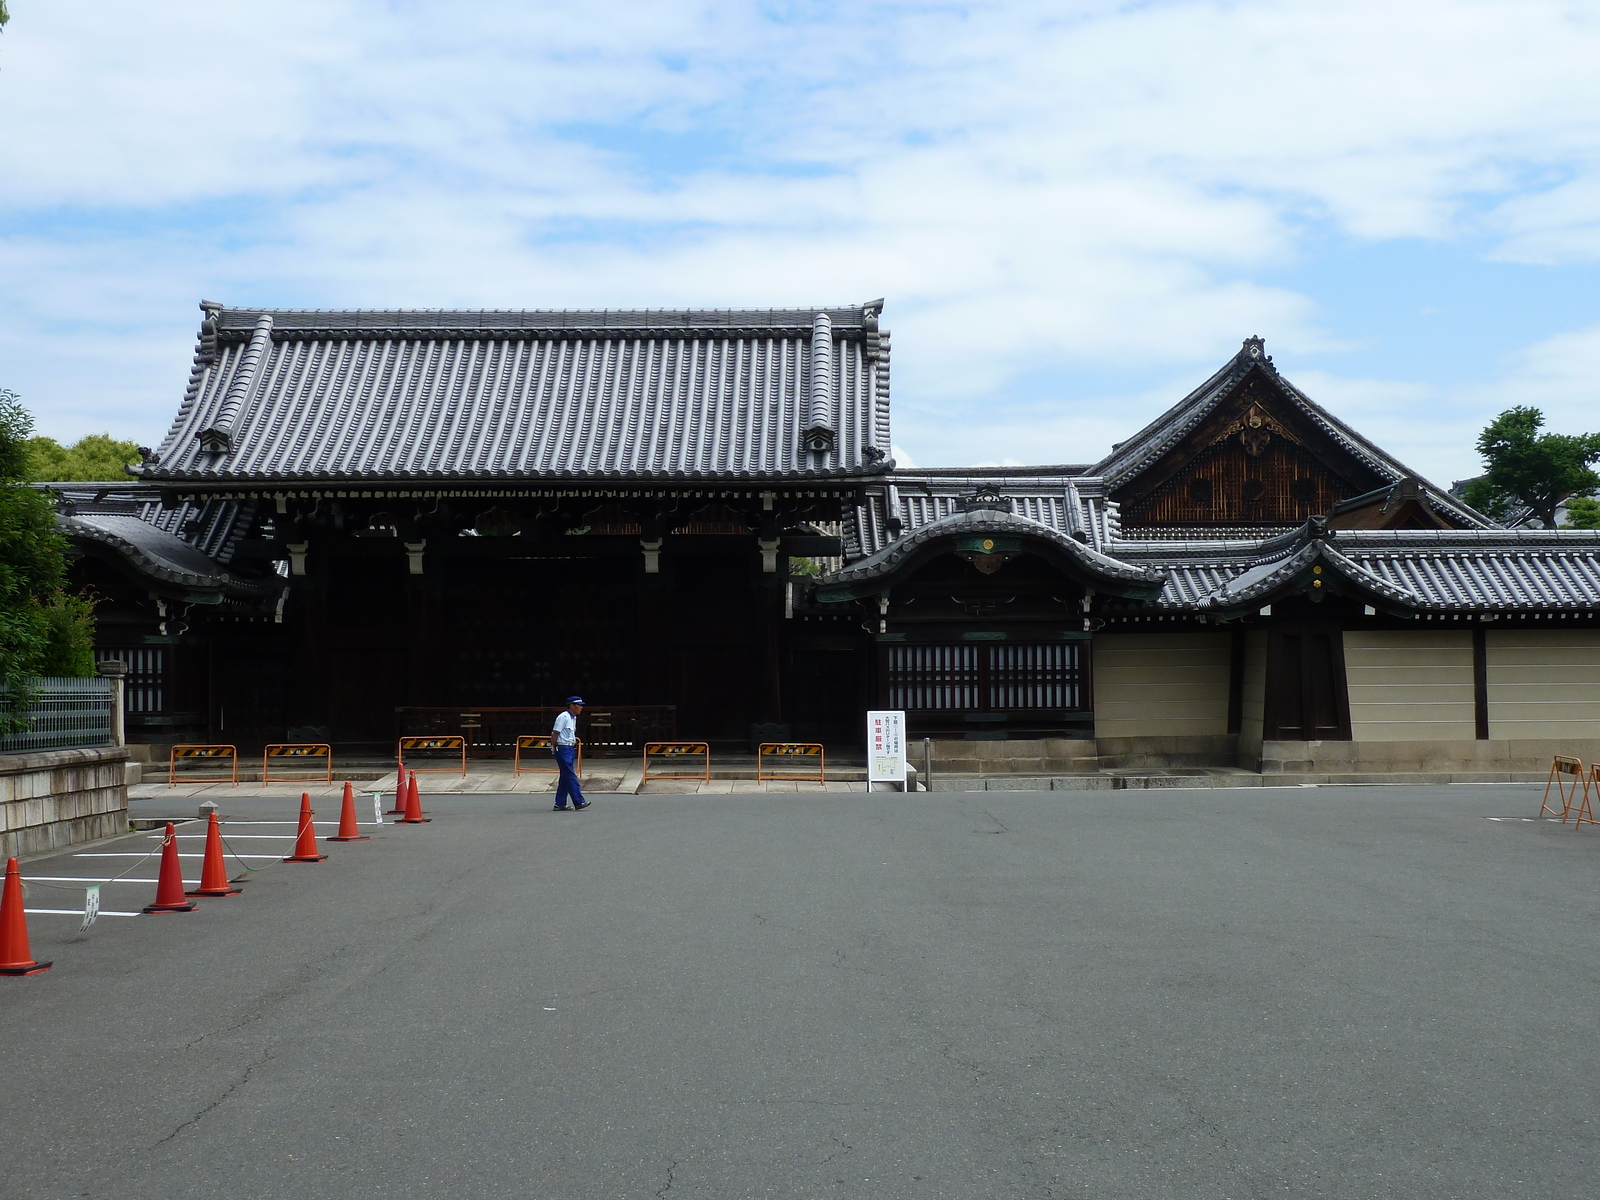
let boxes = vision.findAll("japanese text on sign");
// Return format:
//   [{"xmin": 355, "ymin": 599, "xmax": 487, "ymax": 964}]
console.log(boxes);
[{"xmin": 866, "ymin": 710, "xmax": 907, "ymax": 782}]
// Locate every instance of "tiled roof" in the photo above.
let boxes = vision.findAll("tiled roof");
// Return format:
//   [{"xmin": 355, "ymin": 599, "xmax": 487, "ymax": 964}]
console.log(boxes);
[
  {"xmin": 58, "ymin": 511, "xmax": 279, "ymax": 604},
  {"xmin": 48, "ymin": 485, "xmax": 257, "ymax": 564},
  {"xmin": 1122, "ymin": 527, "xmax": 1600, "ymax": 613},
  {"xmin": 819, "ymin": 508, "xmax": 1168, "ymax": 600},
  {"xmin": 1331, "ymin": 530, "xmax": 1600, "ymax": 612},
  {"xmin": 847, "ymin": 469, "xmax": 1121, "ymax": 558},
  {"xmin": 836, "ymin": 470, "xmax": 1600, "ymax": 614},
  {"xmin": 138, "ymin": 301, "xmax": 894, "ymax": 484}
]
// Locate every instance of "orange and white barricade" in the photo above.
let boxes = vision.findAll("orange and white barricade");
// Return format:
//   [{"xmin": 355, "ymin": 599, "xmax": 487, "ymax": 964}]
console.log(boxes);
[
  {"xmin": 513, "ymin": 734, "xmax": 582, "ymax": 777},
  {"xmin": 757, "ymin": 742, "xmax": 825, "ymax": 783},
  {"xmin": 642, "ymin": 742, "xmax": 710, "ymax": 785},
  {"xmin": 397, "ymin": 735, "xmax": 467, "ymax": 777},
  {"xmin": 168, "ymin": 745, "xmax": 238, "ymax": 787},
  {"xmin": 262, "ymin": 743, "xmax": 332, "ymax": 785}
]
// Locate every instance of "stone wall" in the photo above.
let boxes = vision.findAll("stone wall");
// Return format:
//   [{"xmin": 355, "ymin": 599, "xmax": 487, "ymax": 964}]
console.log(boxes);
[{"xmin": 1, "ymin": 747, "xmax": 130, "ymax": 860}]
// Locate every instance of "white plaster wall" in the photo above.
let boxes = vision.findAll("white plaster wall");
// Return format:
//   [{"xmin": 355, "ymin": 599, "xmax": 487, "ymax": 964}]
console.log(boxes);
[
  {"xmin": 1487, "ymin": 628, "xmax": 1600, "ymax": 739},
  {"xmin": 1343, "ymin": 630, "xmax": 1475, "ymax": 742},
  {"xmin": 1092, "ymin": 632, "xmax": 1231, "ymax": 738}
]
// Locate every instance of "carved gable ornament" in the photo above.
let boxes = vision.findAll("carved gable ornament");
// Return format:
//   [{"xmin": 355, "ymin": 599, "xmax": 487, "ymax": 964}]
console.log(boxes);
[
  {"xmin": 1215, "ymin": 403, "xmax": 1298, "ymax": 458},
  {"xmin": 954, "ymin": 534, "xmax": 1022, "ymax": 575}
]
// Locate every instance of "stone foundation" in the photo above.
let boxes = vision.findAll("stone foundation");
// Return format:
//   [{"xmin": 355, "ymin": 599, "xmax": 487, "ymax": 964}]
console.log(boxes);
[
  {"xmin": 925, "ymin": 736, "xmax": 1236, "ymax": 776},
  {"xmin": 923, "ymin": 734, "xmax": 1586, "ymax": 779},
  {"xmin": 1, "ymin": 746, "xmax": 131, "ymax": 860},
  {"xmin": 1256, "ymin": 738, "xmax": 1600, "ymax": 776}
]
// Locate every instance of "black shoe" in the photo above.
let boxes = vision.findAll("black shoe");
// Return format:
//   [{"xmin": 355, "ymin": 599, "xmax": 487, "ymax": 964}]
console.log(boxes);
[
  {"xmin": 553, "ymin": 805, "xmax": 571, "ymax": 811},
  {"xmin": 574, "ymin": 801, "xmax": 592, "ymax": 810}
]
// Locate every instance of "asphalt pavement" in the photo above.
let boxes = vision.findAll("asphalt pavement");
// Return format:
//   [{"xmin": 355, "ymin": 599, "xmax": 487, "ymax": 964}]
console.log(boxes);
[{"xmin": 3, "ymin": 784, "xmax": 1597, "ymax": 1199}]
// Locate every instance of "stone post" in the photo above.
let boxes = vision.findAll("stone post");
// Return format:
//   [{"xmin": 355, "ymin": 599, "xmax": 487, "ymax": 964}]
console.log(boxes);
[{"xmin": 96, "ymin": 659, "xmax": 128, "ymax": 748}]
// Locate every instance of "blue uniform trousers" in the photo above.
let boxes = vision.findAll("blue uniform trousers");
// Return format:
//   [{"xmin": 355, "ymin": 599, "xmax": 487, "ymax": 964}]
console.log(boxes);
[{"xmin": 554, "ymin": 745, "xmax": 586, "ymax": 807}]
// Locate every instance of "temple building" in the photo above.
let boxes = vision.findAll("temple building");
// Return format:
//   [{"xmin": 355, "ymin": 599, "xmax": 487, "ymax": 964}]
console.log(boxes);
[{"xmin": 52, "ymin": 301, "xmax": 1600, "ymax": 776}]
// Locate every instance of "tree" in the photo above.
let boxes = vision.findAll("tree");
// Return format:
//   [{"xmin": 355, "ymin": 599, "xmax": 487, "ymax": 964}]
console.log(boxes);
[
  {"xmin": 1563, "ymin": 496, "xmax": 1600, "ymax": 530},
  {"xmin": 0, "ymin": 390, "xmax": 97, "ymax": 731},
  {"xmin": 1457, "ymin": 407, "xmax": 1600, "ymax": 529},
  {"xmin": 26, "ymin": 433, "xmax": 142, "ymax": 481}
]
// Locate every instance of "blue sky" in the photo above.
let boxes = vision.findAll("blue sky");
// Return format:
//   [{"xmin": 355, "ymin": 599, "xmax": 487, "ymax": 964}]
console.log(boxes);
[{"xmin": 2, "ymin": 0, "xmax": 1598, "ymax": 486}]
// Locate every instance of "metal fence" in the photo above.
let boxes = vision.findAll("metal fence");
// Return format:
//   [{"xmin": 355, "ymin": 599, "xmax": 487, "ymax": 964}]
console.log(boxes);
[{"xmin": 0, "ymin": 676, "xmax": 115, "ymax": 754}]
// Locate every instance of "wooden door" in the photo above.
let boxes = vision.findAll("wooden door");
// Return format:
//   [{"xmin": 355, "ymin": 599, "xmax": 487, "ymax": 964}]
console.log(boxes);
[
  {"xmin": 784, "ymin": 643, "xmax": 863, "ymax": 744},
  {"xmin": 1263, "ymin": 623, "xmax": 1351, "ymax": 740}
]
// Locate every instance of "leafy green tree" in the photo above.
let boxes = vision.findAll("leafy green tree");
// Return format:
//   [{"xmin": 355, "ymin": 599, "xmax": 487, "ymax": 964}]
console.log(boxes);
[
  {"xmin": 1457, "ymin": 407, "xmax": 1600, "ymax": 528},
  {"xmin": 1563, "ymin": 496, "xmax": 1600, "ymax": 530},
  {"xmin": 26, "ymin": 433, "xmax": 142, "ymax": 481},
  {"xmin": 0, "ymin": 391, "xmax": 98, "ymax": 730}
]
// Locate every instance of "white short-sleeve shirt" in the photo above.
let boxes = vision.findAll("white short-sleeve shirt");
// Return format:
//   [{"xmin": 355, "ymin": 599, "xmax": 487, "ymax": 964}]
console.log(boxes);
[{"xmin": 553, "ymin": 710, "xmax": 578, "ymax": 746}]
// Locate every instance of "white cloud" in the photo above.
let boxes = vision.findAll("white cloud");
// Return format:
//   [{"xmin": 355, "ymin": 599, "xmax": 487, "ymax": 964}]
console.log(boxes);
[{"xmin": 1, "ymin": 0, "xmax": 1598, "ymax": 458}]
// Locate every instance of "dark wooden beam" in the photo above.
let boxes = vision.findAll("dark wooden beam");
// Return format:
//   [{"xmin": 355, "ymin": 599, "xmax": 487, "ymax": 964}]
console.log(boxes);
[
  {"xmin": 1227, "ymin": 627, "xmax": 1246, "ymax": 735},
  {"xmin": 1473, "ymin": 627, "xmax": 1490, "ymax": 740}
]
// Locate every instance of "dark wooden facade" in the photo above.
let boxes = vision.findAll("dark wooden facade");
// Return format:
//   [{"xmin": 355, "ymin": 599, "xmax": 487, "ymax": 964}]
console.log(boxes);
[
  {"xmin": 73, "ymin": 487, "xmax": 872, "ymax": 753},
  {"xmin": 1109, "ymin": 362, "xmax": 1467, "ymax": 531}
]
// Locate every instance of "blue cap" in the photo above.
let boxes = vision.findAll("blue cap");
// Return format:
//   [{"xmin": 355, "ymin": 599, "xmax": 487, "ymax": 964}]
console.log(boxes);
[{"xmin": 566, "ymin": 696, "xmax": 585, "ymax": 705}]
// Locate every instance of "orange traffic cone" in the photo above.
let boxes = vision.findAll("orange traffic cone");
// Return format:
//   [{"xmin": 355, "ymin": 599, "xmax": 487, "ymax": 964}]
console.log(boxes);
[
  {"xmin": 327, "ymin": 781, "xmax": 369, "ymax": 842},
  {"xmin": 187, "ymin": 812, "xmax": 242, "ymax": 897},
  {"xmin": 0, "ymin": 857, "xmax": 51, "ymax": 975},
  {"xmin": 387, "ymin": 760, "xmax": 408, "ymax": 815},
  {"xmin": 144, "ymin": 823, "xmax": 198, "ymax": 913},
  {"xmin": 398, "ymin": 770, "xmax": 431, "ymax": 824},
  {"xmin": 283, "ymin": 793, "xmax": 328, "ymax": 862}
]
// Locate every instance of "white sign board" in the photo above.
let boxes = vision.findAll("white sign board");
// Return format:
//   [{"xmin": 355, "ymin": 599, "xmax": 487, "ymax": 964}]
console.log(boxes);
[
  {"xmin": 80, "ymin": 885, "xmax": 101, "ymax": 932},
  {"xmin": 867, "ymin": 710, "xmax": 908, "ymax": 784}
]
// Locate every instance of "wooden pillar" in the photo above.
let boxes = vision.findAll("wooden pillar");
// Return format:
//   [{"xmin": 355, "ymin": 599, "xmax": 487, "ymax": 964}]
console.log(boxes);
[
  {"xmin": 761, "ymin": 572, "xmax": 784, "ymax": 722},
  {"xmin": 636, "ymin": 557, "xmax": 670, "ymax": 705},
  {"xmin": 1226, "ymin": 627, "xmax": 1246, "ymax": 735},
  {"xmin": 1472, "ymin": 626, "xmax": 1490, "ymax": 740},
  {"xmin": 289, "ymin": 574, "xmax": 328, "ymax": 727},
  {"xmin": 405, "ymin": 572, "xmax": 432, "ymax": 706}
]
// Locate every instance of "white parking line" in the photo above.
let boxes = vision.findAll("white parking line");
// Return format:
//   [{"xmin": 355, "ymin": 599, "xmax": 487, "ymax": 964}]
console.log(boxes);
[
  {"xmin": 221, "ymin": 821, "xmax": 379, "ymax": 827},
  {"xmin": 73, "ymin": 852, "xmax": 282, "ymax": 860},
  {"xmin": 151, "ymin": 834, "xmax": 297, "ymax": 840},
  {"xmin": 24, "ymin": 876, "xmax": 166, "ymax": 884},
  {"xmin": 24, "ymin": 909, "xmax": 141, "ymax": 917}
]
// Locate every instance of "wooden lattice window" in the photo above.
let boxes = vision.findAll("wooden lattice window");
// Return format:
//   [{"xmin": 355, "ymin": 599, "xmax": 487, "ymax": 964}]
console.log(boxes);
[
  {"xmin": 98, "ymin": 647, "xmax": 164, "ymax": 713},
  {"xmin": 887, "ymin": 642, "xmax": 1086, "ymax": 713}
]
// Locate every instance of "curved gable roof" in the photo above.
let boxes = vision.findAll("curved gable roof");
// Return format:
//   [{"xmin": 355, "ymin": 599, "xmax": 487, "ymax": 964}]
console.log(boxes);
[
  {"xmin": 816, "ymin": 508, "xmax": 1167, "ymax": 601},
  {"xmin": 1090, "ymin": 337, "xmax": 1492, "ymax": 530}
]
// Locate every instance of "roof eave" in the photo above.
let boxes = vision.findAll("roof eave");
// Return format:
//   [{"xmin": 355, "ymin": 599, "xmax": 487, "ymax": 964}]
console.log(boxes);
[{"xmin": 132, "ymin": 464, "xmax": 897, "ymax": 490}]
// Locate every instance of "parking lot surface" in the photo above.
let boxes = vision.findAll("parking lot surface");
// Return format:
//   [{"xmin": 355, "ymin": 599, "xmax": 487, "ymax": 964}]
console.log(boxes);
[{"xmin": 3, "ymin": 785, "xmax": 1597, "ymax": 1199}]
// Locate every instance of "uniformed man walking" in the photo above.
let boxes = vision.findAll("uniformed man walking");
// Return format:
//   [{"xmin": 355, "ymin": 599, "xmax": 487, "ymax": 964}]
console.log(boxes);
[{"xmin": 552, "ymin": 696, "xmax": 590, "ymax": 811}]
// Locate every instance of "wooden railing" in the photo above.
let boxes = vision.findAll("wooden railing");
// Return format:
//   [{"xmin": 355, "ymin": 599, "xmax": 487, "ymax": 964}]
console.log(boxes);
[{"xmin": 394, "ymin": 706, "xmax": 676, "ymax": 758}]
